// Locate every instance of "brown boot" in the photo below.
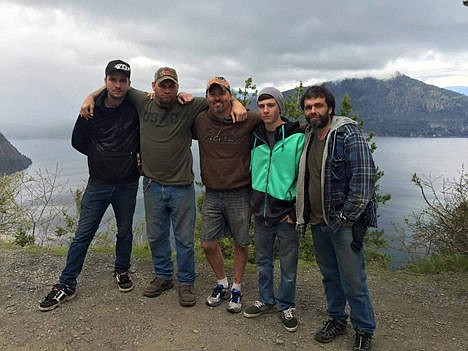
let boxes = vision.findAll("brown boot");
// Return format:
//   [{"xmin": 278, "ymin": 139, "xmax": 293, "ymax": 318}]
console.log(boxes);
[
  {"xmin": 178, "ymin": 284, "xmax": 196, "ymax": 307},
  {"xmin": 143, "ymin": 276, "xmax": 174, "ymax": 297}
]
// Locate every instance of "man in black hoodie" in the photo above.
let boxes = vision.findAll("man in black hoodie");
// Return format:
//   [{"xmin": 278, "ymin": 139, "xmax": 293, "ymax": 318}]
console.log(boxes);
[{"xmin": 39, "ymin": 60, "xmax": 140, "ymax": 311}]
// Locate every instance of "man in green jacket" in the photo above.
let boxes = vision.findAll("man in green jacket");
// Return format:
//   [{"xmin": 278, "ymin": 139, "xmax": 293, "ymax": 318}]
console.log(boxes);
[{"xmin": 243, "ymin": 87, "xmax": 304, "ymax": 332}]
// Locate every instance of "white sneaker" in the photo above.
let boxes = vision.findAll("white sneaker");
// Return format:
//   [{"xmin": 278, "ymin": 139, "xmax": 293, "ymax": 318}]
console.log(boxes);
[
  {"xmin": 206, "ymin": 284, "xmax": 230, "ymax": 307},
  {"xmin": 226, "ymin": 288, "xmax": 242, "ymax": 313}
]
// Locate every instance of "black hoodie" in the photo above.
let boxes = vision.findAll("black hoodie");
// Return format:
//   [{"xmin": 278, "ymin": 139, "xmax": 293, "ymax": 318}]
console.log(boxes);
[{"xmin": 71, "ymin": 89, "xmax": 140, "ymax": 185}]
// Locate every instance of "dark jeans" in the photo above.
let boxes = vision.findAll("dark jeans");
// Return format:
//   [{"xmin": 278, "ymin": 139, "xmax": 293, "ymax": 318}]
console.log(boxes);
[
  {"xmin": 311, "ymin": 224, "xmax": 376, "ymax": 334},
  {"xmin": 254, "ymin": 219, "xmax": 299, "ymax": 311},
  {"xmin": 59, "ymin": 181, "xmax": 138, "ymax": 288}
]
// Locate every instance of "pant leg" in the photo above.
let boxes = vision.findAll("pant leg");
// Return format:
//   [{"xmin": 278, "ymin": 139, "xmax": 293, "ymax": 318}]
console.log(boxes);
[
  {"xmin": 332, "ymin": 225, "xmax": 376, "ymax": 334},
  {"xmin": 311, "ymin": 224, "xmax": 348, "ymax": 323},
  {"xmin": 143, "ymin": 178, "xmax": 173, "ymax": 280},
  {"xmin": 276, "ymin": 221, "xmax": 299, "ymax": 311},
  {"xmin": 253, "ymin": 219, "xmax": 276, "ymax": 305},
  {"xmin": 166, "ymin": 183, "xmax": 196, "ymax": 284},
  {"xmin": 111, "ymin": 181, "xmax": 138, "ymax": 271},
  {"xmin": 59, "ymin": 183, "xmax": 111, "ymax": 288}
]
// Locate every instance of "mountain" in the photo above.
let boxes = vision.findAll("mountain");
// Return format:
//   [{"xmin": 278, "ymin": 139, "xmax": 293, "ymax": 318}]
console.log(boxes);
[
  {"xmin": 282, "ymin": 73, "xmax": 468, "ymax": 137},
  {"xmin": 0, "ymin": 132, "xmax": 32, "ymax": 174}
]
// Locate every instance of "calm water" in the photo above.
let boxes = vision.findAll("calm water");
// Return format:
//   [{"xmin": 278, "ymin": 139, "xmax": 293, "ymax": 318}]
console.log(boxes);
[{"xmin": 10, "ymin": 137, "xmax": 468, "ymax": 267}]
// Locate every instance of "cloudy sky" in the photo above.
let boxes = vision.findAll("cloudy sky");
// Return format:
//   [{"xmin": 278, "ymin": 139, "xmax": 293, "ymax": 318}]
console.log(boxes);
[{"xmin": 1, "ymin": 0, "xmax": 468, "ymax": 138}]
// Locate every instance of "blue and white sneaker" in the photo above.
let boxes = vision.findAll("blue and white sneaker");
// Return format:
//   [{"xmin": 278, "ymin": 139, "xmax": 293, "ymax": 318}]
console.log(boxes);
[
  {"xmin": 226, "ymin": 288, "xmax": 242, "ymax": 313},
  {"xmin": 206, "ymin": 284, "xmax": 230, "ymax": 307}
]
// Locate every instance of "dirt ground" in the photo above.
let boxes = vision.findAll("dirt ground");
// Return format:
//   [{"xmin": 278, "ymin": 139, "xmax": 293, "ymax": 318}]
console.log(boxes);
[{"xmin": 0, "ymin": 247, "xmax": 467, "ymax": 351}]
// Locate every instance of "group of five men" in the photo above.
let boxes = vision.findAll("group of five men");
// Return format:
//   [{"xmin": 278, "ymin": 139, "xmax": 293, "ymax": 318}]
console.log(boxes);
[{"xmin": 39, "ymin": 60, "xmax": 377, "ymax": 351}]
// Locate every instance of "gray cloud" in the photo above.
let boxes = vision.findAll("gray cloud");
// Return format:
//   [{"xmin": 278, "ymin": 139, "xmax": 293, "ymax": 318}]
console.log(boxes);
[{"xmin": 2, "ymin": 0, "xmax": 468, "ymax": 138}]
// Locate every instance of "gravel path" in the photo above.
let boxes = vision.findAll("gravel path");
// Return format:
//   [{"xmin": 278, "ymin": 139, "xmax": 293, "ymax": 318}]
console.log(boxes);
[{"xmin": 0, "ymin": 247, "xmax": 467, "ymax": 351}]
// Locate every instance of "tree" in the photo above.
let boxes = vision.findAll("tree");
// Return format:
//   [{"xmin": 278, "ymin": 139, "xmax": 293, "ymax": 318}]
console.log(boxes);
[
  {"xmin": 233, "ymin": 77, "xmax": 258, "ymax": 108},
  {"xmin": 406, "ymin": 169, "xmax": 467, "ymax": 256},
  {"xmin": 0, "ymin": 173, "xmax": 31, "ymax": 245},
  {"xmin": 283, "ymin": 81, "xmax": 305, "ymax": 122}
]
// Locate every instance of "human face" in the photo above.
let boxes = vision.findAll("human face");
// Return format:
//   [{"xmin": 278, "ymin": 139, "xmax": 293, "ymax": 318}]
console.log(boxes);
[
  {"xmin": 257, "ymin": 97, "xmax": 281, "ymax": 130},
  {"xmin": 303, "ymin": 97, "xmax": 332, "ymax": 130},
  {"xmin": 104, "ymin": 72, "xmax": 130, "ymax": 100},
  {"xmin": 152, "ymin": 79, "xmax": 179, "ymax": 107},
  {"xmin": 206, "ymin": 84, "xmax": 231, "ymax": 117}
]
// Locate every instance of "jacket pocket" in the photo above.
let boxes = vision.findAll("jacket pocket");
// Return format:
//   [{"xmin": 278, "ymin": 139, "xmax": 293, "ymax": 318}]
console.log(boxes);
[{"xmin": 331, "ymin": 157, "xmax": 345, "ymax": 179}]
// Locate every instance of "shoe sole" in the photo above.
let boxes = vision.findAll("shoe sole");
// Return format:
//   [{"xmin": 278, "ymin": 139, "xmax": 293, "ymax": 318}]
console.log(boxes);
[
  {"xmin": 206, "ymin": 294, "xmax": 231, "ymax": 307},
  {"xmin": 39, "ymin": 291, "xmax": 77, "ymax": 312},
  {"xmin": 180, "ymin": 300, "xmax": 197, "ymax": 307},
  {"xmin": 143, "ymin": 282, "xmax": 174, "ymax": 297},
  {"xmin": 243, "ymin": 308, "xmax": 275, "ymax": 318},
  {"xmin": 226, "ymin": 306, "xmax": 242, "ymax": 313},
  {"xmin": 118, "ymin": 285, "xmax": 134, "ymax": 293},
  {"xmin": 283, "ymin": 324, "xmax": 298, "ymax": 332},
  {"xmin": 314, "ymin": 328, "xmax": 347, "ymax": 343}
]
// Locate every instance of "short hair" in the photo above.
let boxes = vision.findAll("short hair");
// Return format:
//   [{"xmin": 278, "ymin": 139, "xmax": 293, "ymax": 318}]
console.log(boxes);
[{"xmin": 300, "ymin": 85, "xmax": 335, "ymax": 115}]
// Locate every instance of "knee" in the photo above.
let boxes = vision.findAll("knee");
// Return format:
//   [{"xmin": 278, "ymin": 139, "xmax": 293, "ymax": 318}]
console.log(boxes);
[
  {"xmin": 202, "ymin": 240, "xmax": 218, "ymax": 254},
  {"xmin": 234, "ymin": 243, "xmax": 249, "ymax": 254}
]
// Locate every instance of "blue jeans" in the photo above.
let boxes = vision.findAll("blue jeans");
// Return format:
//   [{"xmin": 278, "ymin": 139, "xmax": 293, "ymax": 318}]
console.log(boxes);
[
  {"xmin": 60, "ymin": 181, "xmax": 138, "ymax": 288},
  {"xmin": 254, "ymin": 219, "xmax": 299, "ymax": 311},
  {"xmin": 311, "ymin": 224, "xmax": 376, "ymax": 334},
  {"xmin": 143, "ymin": 178, "xmax": 196, "ymax": 284}
]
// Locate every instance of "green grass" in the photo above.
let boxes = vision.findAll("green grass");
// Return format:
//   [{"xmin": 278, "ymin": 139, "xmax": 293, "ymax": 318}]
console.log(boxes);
[
  {"xmin": 406, "ymin": 253, "xmax": 468, "ymax": 274},
  {"xmin": 4, "ymin": 240, "xmax": 464, "ymax": 276}
]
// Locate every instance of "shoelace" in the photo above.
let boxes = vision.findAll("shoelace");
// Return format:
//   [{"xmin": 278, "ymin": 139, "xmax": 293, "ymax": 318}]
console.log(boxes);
[
  {"xmin": 283, "ymin": 308, "xmax": 296, "ymax": 320},
  {"xmin": 230, "ymin": 289, "xmax": 241, "ymax": 303},
  {"xmin": 211, "ymin": 284, "xmax": 226, "ymax": 297},
  {"xmin": 115, "ymin": 272, "xmax": 130, "ymax": 283},
  {"xmin": 354, "ymin": 333, "xmax": 371, "ymax": 350},
  {"xmin": 323, "ymin": 320, "xmax": 342, "ymax": 336},
  {"xmin": 253, "ymin": 300, "xmax": 265, "ymax": 308},
  {"xmin": 118, "ymin": 274, "xmax": 130, "ymax": 284}
]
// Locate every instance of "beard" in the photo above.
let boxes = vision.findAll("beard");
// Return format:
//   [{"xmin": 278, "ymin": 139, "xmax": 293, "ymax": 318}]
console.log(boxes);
[{"xmin": 307, "ymin": 111, "xmax": 331, "ymax": 131}]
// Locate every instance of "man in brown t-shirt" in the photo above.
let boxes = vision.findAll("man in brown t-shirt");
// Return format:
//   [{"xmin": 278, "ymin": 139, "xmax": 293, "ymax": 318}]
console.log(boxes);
[{"xmin": 193, "ymin": 77, "xmax": 259, "ymax": 313}]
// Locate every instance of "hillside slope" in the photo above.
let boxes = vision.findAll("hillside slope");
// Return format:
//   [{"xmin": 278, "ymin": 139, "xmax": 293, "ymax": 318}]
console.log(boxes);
[
  {"xmin": 282, "ymin": 73, "xmax": 468, "ymax": 137},
  {"xmin": 0, "ymin": 132, "xmax": 31, "ymax": 174}
]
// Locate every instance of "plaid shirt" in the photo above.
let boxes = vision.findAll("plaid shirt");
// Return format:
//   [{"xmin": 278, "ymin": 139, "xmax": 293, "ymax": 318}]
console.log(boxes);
[{"xmin": 296, "ymin": 116, "xmax": 377, "ymax": 231}]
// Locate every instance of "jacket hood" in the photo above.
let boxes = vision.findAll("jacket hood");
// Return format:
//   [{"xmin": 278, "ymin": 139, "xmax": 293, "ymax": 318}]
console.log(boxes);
[{"xmin": 255, "ymin": 116, "xmax": 302, "ymax": 139}]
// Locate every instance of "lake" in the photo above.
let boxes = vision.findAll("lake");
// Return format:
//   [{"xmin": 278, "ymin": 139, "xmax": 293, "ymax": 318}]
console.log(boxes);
[{"xmin": 10, "ymin": 137, "xmax": 468, "ymax": 267}]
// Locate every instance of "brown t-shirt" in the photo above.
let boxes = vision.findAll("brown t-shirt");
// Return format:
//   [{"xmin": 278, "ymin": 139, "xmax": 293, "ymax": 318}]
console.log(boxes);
[
  {"xmin": 307, "ymin": 135, "xmax": 326, "ymax": 225},
  {"xmin": 193, "ymin": 110, "xmax": 260, "ymax": 190},
  {"xmin": 128, "ymin": 88, "xmax": 207, "ymax": 185}
]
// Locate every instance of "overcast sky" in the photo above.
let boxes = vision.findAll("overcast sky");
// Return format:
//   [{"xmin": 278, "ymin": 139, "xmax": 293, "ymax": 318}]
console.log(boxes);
[{"xmin": 1, "ymin": 0, "xmax": 468, "ymax": 138}]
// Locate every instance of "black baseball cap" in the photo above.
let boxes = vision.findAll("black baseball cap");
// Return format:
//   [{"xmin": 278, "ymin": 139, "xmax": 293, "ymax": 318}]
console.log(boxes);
[{"xmin": 105, "ymin": 59, "xmax": 131, "ymax": 78}]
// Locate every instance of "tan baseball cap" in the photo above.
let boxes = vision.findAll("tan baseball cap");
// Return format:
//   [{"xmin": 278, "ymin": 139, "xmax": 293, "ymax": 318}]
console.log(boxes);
[
  {"xmin": 206, "ymin": 76, "xmax": 231, "ymax": 92},
  {"xmin": 154, "ymin": 67, "xmax": 178, "ymax": 85}
]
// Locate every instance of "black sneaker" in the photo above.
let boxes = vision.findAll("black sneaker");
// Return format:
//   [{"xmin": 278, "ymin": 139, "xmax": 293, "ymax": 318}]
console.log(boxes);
[
  {"xmin": 353, "ymin": 330, "xmax": 372, "ymax": 351},
  {"xmin": 39, "ymin": 284, "xmax": 76, "ymax": 311},
  {"xmin": 279, "ymin": 307, "xmax": 298, "ymax": 332},
  {"xmin": 314, "ymin": 319, "xmax": 347, "ymax": 343},
  {"xmin": 243, "ymin": 300, "xmax": 275, "ymax": 318},
  {"xmin": 114, "ymin": 270, "xmax": 133, "ymax": 292}
]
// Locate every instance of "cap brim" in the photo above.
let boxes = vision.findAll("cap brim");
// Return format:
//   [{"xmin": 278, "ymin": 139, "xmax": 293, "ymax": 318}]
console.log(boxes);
[
  {"xmin": 207, "ymin": 83, "xmax": 229, "ymax": 92},
  {"xmin": 107, "ymin": 69, "xmax": 130, "ymax": 78},
  {"xmin": 156, "ymin": 77, "xmax": 178, "ymax": 85}
]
